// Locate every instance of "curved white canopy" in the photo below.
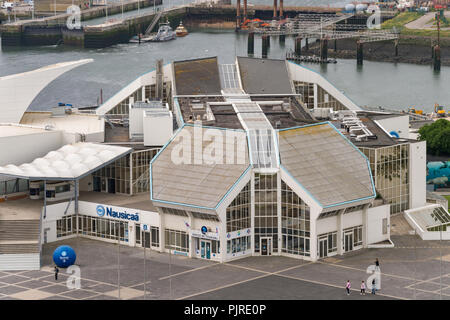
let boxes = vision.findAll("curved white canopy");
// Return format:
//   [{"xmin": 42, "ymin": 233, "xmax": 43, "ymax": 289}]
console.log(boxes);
[
  {"xmin": 0, "ymin": 142, "xmax": 132, "ymax": 181},
  {"xmin": 0, "ymin": 59, "xmax": 93, "ymax": 124}
]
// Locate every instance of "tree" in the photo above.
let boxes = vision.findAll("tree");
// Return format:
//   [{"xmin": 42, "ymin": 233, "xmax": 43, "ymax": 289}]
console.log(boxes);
[{"xmin": 418, "ymin": 119, "xmax": 450, "ymax": 156}]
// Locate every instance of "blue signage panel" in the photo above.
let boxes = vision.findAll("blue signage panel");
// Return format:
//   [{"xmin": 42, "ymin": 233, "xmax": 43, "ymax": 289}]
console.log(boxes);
[{"xmin": 96, "ymin": 205, "xmax": 139, "ymax": 222}]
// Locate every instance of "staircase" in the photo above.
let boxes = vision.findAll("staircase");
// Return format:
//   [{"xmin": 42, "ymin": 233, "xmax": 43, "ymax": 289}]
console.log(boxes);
[
  {"xmin": 145, "ymin": 11, "xmax": 163, "ymax": 35},
  {"xmin": 0, "ymin": 220, "xmax": 41, "ymax": 270}
]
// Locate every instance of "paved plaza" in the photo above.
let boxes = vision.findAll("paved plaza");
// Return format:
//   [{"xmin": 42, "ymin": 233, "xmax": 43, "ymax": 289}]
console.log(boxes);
[{"xmin": 1, "ymin": 233, "xmax": 450, "ymax": 300}]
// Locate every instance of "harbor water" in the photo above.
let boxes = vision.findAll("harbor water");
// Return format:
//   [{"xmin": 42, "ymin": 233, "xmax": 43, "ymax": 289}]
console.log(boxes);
[{"xmin": 0, "ymin": 0, "xmax": 449, "ymax": 112}]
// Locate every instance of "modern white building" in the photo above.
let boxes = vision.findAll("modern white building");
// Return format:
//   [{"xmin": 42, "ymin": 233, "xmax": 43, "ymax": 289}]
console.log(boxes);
[{"xmin": 0, "ymin": 56, "xmax": 429, "ymax": 270}]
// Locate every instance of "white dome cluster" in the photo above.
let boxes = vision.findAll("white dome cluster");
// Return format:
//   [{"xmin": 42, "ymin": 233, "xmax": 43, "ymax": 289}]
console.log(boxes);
[{"xmin": 0, "ymin": 142, "xmax": 131, "ymax": 180}]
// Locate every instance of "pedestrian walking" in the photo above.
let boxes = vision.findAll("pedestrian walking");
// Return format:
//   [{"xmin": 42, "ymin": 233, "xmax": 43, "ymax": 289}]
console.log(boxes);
[
  {"xmin": 371, "ymin": 278, "xmax": 376, "ymax": 295},
  {"xmin": 54, "ymin": 266, "xmax": 59, "ymax": 281},
  {"xmin": 375, "ymin": 258, "xmax": 380, "ymax": 270},
  {"xmin": 360, "ymin": 281, "xmax": 366, "ymax": 295},
  {"xmin": 346, "ymin": 280, "xmax": 351, "ymax": 295}
]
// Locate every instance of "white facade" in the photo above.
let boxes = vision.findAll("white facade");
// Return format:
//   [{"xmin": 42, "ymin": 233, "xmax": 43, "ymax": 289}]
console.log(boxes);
[
  {"xmin": 409, "ymin": 140, "xmax": 427, "ymax": 209},
  {"xmin": 0, "ymin": 59, "xmax": 93, "ymax": 124},
  {"xmin": 0, "ymin": 125, "xmax": 64, "ymax": 166},
  {"xmin": 374, "ymin": 115, "xmax": 410, "ymax": 139},
  {"xmin": 143, "ymin": 111, "xmax": 173, "ymax": 146}
]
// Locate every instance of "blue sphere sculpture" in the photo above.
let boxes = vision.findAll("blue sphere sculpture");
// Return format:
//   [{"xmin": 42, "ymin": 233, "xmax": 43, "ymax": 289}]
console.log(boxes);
[{"xmin": 53, "ymin": 245, "xmax": 76, "ymax": 268}]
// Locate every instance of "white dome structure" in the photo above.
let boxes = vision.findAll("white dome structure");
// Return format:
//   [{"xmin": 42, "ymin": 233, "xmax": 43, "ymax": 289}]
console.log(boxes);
[{"xmin": 0, "ymin": 142, "xmax": 132, "ymax": 180}]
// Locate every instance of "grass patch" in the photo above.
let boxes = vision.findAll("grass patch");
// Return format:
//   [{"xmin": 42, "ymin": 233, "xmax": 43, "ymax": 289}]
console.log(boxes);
[
  {"xmin": 445, "ymin": 195, "xmax": 450, "ymax": 207},
  {"xmin": 382, "ymin": 12, "xmax": 423, "ymax": 29}
]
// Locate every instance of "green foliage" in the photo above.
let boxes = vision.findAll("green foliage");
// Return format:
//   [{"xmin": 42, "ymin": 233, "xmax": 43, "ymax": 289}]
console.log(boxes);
[
  {"xmin": 418, "ymin": 119, "xmax": 450, "ymax": 156},
  {"xmin": 382, "ymin": 12, "xmax": 423, "ymax": 30}
]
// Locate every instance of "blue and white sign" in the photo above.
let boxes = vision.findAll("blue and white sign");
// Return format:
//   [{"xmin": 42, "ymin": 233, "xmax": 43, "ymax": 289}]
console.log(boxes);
[
  {"xmin": 201, "ymin": 226, "xmax": 208, "ymax": 234},
  {"xmin": 96, "ymin": 205, "xmax": 105, "ymax": 217},
  {"xmin": 96, "ymin": 205, "xmax": 139, "ymax": 222}
]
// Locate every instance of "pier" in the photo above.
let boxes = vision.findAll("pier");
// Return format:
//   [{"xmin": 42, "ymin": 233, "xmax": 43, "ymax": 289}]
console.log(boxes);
[{"xmin": 0, "ymin": 3, "xmax": 344, "ymax": 48}]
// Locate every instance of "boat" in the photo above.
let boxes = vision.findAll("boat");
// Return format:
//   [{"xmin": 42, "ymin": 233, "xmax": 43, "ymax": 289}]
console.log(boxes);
[
  {"xmin": 149, "ymin": 22, "xmax": 176, "ymax": 42},
  {"xmin": 175, "ymin": 21, "xmax": 188, "ymax": 37},
  {"xmin": 129, "ymin": 34, "xmax": 153, "ymax": 43}
]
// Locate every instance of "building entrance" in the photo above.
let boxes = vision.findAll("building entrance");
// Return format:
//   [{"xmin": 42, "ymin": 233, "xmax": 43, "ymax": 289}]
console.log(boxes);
[
  {"xmin": 200, "ymin": 240, "xmax": 211, "ymax": 259},
  {"xmin": 319, "ymin": 237, "xmax": 328, "ymax": 258},
  {"xmin": 344, "ymin": 231, "xmax": 353, "ymax": 252},
  {"xmin": 260, "ymin": 237, "xmax": 272, "ymax": 256}
]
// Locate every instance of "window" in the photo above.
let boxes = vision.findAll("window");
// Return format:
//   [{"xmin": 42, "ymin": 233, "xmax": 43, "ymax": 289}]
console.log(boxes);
[
  {"xmin": 165, "ymin": 229, "xmax": 189, "ymax": 252},
  {"xmin": 255, "ymin": 174, "xmax": 278, "ymax": 252},
  {"xmin": 74, "ymin": 214, "xmax": 129, "ymax": 242},
  {"xmin": 345, "ymin": 225, "xmax": 363, "ymax": 247},
  {"xmin": 227, "ymin": 236, "xmax": 251, "ymax": 254},
  {"xmin": 226, "ymin": 181, "xmax": 250, "ymax": 232},
  {"xmin": 161, "ymin": 207, "xmax": 188, "ymax": 217},
  {"xmin": 56, "ymin": 216, "xmax": 75, "ymax": 238},
  {"xmin": 281, "ymin": 180, "xmax": 310, "ymax": 257},
  {"xmin": 191, "ymin": 211, "xmax": 220, "ymax": 222}
]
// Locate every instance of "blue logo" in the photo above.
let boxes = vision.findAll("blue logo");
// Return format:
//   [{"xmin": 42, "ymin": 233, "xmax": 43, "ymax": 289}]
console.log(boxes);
[
  {"xmin": 201, "ymin": 226, "xmax": 208, "ymax": 234},
  {"xmin": 96, "ymin": 205, "xmax": 105, "ymax": 217}
]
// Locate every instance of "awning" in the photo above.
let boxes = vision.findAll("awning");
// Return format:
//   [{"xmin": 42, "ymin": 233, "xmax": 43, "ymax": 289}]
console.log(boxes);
[{"xmin": 0, "ymin": 142, "xmax": 132, "ymax": 181}]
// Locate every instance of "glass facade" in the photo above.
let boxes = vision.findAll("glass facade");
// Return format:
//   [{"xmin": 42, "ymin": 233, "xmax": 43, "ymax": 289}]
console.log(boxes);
[
  {"xmin": 293, "ymin": 81, "xmax": 347, "ymax": 111},
  {"xmin": 281, "ymin": 181, "xmax": 311, "ymax": 257},
  {"xmin": 360, "ymin": 144, "xmax": 409, "ymax": 214},
  {"xmin": 164, "ymin": 229, "xmax": 189, "ymax": 252},
  {"xmin": 56, "ymin": 214, "xmax": 129, "ymax": 242},
  {"xmin": 56, "ymin": 215, "xmax": 77, "ymax": 238},
  {"xmin": 226, "ymin": 182, "xmax": 251, "ymax": 232},
  {"xmin": 92, "ymin": 149, "xmax": 159, "ymax": 195},
  {"xmin": 254, "ymin": 173, "xmax": 278, "ymax": 253},
  {"xmin": 227, "ymin": 236, "xmax": 251, "ymax": 254},
  {"xmin": 0, "ymin": 178, "xmax": 29, "ymax": 196},
  {"xmin": 318, "ymin": 231, "xmax": 338, "ymax": 254}
]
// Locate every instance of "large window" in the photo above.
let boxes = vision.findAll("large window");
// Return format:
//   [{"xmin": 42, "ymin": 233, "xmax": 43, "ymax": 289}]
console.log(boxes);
[
  {"xmin": 75, "ymin": 215, "xmax": 129, "ymax": 242},
  {"xmin": 227, "ymin": 236, "xmax": 251, "ymax": 254},
  {"xmin": 254, "ymin": 173, "xmax": 278, "ymax": 253},
  {"xmin": 281, "ymin": 180, "xmax": 311, "ymax": 257},
  {"xmin": 56, "ymin": 216, "xmax": 77, "ymax": 238},
  {"xmin": 92, "ymin": 149, "xmax": 159, "ymax": 195},
  {"xmin": 165, "ymin": 229, "xmax": 189, "ymax": 252},
  {"xmin": 0, "ymin": 178, "xmax": 29, "ymax": 196},
  {"xmin": 360, "ymin": 144, "xmax": 410, "ymax": 214},
  {"xmin": 141, "ymin": 226, "xmax": 160, "ymax": 248},
  {"xmin": 226, "ymin": 182, "xmax": 250, "ymax": 232},
  {"xmin": 318, "ymin": 231, "xmax": 338, "ymax": 254}
]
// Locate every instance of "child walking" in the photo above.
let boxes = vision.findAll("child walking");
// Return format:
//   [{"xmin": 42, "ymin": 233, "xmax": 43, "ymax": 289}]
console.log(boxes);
[
  {"xmin": 346, "ymin": 280, "xmax": 351, "ymax": 295},
  {"xmin": 360, "ymin": 281, "xmax": 366, "ymax": 295}
]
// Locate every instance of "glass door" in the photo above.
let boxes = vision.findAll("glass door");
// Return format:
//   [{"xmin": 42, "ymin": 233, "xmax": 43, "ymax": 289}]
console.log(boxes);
[
  {"xmin": 344, "ymin": 232, "xmax": 353, "ymax": 252},
  {"xmin": 319, "ymin": 237, "xmax": 328, "ymax": 258},
  {"xmin": 200, "ymin": 240, "xmax": 211, "ymax": 259},
  {"xmin": 260, "ymin": 237, "xmax": 272, "ymax": 256}
]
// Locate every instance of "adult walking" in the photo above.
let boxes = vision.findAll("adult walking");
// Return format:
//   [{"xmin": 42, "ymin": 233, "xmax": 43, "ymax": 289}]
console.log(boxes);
[
  {"xmin": 54, "ymin": 266, "xmax": 59, "ymax": 281},
  {"xmin": 371, "ymin": 278, "xmax": 376, "ymax": 295},
  {"xmin": 375, "ymin": 258, "xmax": 380, "ymax": 270},
  {"xmin": 346, "ymin": 280, "xmax": 351, "ymax": 295}
]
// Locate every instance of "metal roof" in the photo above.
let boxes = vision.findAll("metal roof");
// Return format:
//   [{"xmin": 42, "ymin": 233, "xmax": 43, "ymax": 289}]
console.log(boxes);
[
  {"xmin": 150, "ymin": 125, "xmax": 250, "ymax": 209},
  {"xmin": 237, "ymin": 57, "xmax": 293, "ymax": 95},
  {"xmin": 278, "ymin": 123, "xmax": 375, "ymax": 208},
  {"xmin": 0, "ymin": 142, "xmax": 132, "ymax": 181},
  {"xmin": 173, "ymin": 57, "xmax": 222, "ymax": 96}
]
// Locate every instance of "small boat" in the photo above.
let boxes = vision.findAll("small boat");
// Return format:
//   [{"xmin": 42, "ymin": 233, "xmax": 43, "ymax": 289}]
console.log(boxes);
[
  {"xmin": 150, "ymin": 22, "xmax": 176, "ymax": 42},
  {"xmin": 175, "ymin": 21, "xmax": 188, "ymax": 37},
  {"xmin": 129, "ymin": 34, "xmax": 153, "ymax": 43}
]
